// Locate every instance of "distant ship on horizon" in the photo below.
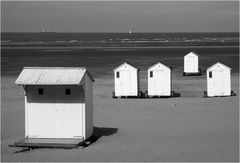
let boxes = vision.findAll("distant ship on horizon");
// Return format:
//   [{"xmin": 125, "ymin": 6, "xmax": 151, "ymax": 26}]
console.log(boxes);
[
  {"xmin": 128, "ymin": 30, "xmax": 132, "ymax": 34},
  {"xmin": 40, "ymin": 29, "xmax": 56, "ymax": 34}
]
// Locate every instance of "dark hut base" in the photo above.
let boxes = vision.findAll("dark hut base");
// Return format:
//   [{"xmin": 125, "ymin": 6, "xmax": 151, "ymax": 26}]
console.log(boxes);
[
  {"xmin": 112, "ymin": 91, "xmax": 180, "ymax": 99},
  {"xmin": 112, "ymin": 91, "xmax": 145, "ymax": 99},
  {"xmin": 183, "ymin": 72, "xmax": 201, "ymax": 76},
  {"xmin": 203, "ymin": 90, "xmax": 236, "ymax": 98},
  {"xmin": 9, "ymin": 138, "xmax": 86, "ymax": 149}
]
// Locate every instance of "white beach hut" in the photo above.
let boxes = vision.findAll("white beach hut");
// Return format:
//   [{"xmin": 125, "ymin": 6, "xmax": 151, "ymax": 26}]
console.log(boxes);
[
  {"xmin": 113, "ymin": 62, "xmax": 140, "ymax": 97},
  {"xmin": 207, "ymin": 62, "xmax": 231, "ymax": 97},
  {"xmin": 184, "ymin": 51, "xmax": 200, "ymax": 75},
  {"xmin": 148, "ymin": 62, "xmax": 171, "ymax": 97},
  {"xmin": 15, "ymin": 67, "xmax": 94, "ymax": 147}
]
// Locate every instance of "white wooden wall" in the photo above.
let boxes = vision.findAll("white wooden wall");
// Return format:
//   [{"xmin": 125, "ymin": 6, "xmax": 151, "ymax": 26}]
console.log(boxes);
[
  {"xmin": 84, "ymin": 74, "xmax": 93, "ymax": 139},
  {"xmin": 25, "ymin": 85, "xmax": 86, "ymax": 139},
  {"xmin": 184, "ymin": 53, "xmax": 199, "ymax": 73},
  {"xmin": 114, "ymin": 64, "xmax": 138, "ymax": 96},
  {"xmin": 207, "ymin": 65, "xmax": 231, "ymax": 97},
  {"xmin": 148, "ymin": 63, "xmax": 171, "ymax": 96}
]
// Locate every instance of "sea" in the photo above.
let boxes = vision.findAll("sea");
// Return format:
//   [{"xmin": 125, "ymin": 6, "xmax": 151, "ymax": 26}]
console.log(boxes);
[{"xmin": 1, "ymin": 32, "xmax": 239, "ymax": 78}]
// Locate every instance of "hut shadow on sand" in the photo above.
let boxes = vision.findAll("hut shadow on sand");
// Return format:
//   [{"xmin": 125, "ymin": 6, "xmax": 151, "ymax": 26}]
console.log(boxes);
[{"xmin": 82, "ymin": 126, "xmax": 118, "ymax": 148}]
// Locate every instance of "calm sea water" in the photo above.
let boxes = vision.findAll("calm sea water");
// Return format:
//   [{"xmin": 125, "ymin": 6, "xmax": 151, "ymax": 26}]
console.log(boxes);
[
  {"xmin": 1, "ymin": 32, "xmax": 239, "ymax": 42},
  {"xmin": 1, "ymin": 33, "xmax": 239, "ymax": 78}
]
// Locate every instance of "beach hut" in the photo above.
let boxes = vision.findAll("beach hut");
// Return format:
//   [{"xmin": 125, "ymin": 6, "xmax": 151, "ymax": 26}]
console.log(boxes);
[
  {"xmin": 14, "ymin": 67, "xmax": 94, "ymax": 148},
  {"xmin": 113, "ymin": 62, "xmax": 140, "ymax": 97},
  {"xmin": 148, "ymin": 62, "xmax": 171, "ymax": 97},
  {"xmin": 183, "ymin": 51, "xmax": 200, "ymax": 75},
  {"xmin": 207, "ymin": 62, "xmax": 231, "ymax": 97}
]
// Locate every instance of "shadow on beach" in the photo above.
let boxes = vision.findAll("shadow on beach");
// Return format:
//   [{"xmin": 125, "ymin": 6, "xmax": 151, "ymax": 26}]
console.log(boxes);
[{"xmin": 82, "ymin": 126, "xmax": 118, "ymax": 148}]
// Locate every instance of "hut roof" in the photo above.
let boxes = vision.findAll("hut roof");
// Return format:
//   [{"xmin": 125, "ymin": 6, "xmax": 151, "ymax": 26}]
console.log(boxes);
[
  {"xmin": 148, "ymin": 62, "xmax": 171, "ymax": 70},
  {"xmin": 207, "ymin": 62, "xmax": 231, "ymax": 71},
  {"xmin": 113, "ymin": 62, "xmax": 140, "ymax": 71},
  {"xmin": 185, "ymin": 51, "xmax": 199, "ymax": 57},
  {"xmin": 15, "ymin": 67, "xmax": 94, "ymax": 85}
]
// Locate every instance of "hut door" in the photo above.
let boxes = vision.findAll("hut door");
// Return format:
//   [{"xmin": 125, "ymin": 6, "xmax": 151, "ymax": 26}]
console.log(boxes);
[
  {"xmin": 188, "ymin": 56, "xmax": 195, "ymax": 72},
  {"xmin": 154, "ymin": 70, "xmax": 161, "ymax": 95},
  {"xmin": 54, "ymin": 86, "xmax": 84, "ymax": 139},
  {"xmin": 121, "ymin": 71, "xmax": 130, "ymax": 96},
  {"xmin": 214, "ymin": 70, "xmax": 224, "ymax": 95},
  {"xmin": 26, "ymin": 86, "xmax": 55, "ymax": 138}
]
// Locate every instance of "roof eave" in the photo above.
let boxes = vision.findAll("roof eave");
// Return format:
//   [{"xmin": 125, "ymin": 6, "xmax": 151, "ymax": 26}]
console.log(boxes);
[
  {"xmin": 207, "ymin": 62, "xmax": 231, "ymax": 71},
  {"xmin": 148, "ymin": 62, "xmax": 170, "ymax": 70},
  {"xmin": 113, "ymin": 62, "xmax": 139, "ymax": 71},
  {"xmin": 185, "ymin": 51, "xmax": 199, "ymax": 57},
  {"xmin": 15, "ymin": 83, "xmax": 84, "ymax": 86},
  {"xmin": 85, "ymin": 70, "xmax": 95, "ymax": 82}
]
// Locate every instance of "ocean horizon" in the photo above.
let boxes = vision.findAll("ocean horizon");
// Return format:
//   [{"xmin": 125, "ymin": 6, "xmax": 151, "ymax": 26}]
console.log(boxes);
[{"xmin": 1, "ymin": 32, "xmax": 239, "ymax": 77}]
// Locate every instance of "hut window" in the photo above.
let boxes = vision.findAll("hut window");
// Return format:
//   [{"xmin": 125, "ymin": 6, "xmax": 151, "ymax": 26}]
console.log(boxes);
[
  {"xmin": 65, "ymin": 89, "xmax": 71, "ymax": 95},
  {"xmin": 38, "ymin": 88, "xmax": 44, "ymax": 95},
  {"xmin": 209, "ymin": 71, "xmax": 212, "ymax": 78},
  {"xmin": 150, "ymin": 71, "xmax": 153, "ymax": 78},
  {"xmin": 116, "ymin": 71, "xmax": 120, "ymax": 78}
]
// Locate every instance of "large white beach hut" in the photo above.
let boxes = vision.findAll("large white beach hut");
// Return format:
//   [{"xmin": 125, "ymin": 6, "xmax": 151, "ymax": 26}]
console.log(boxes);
[
  {"xmin": 148, "ymin": 62, "xmax": 171, "ymax": 96},
  {"xmin": 113, "ymin": 62, "xmax": 140, "ymax": 97},
  {"xmin": 15, "ymin": 67, "xmax": 94, "ymax": 146},
  {"xmin": 207, "ymin": 62, "xmax": 231, "ymax": 97},
  {"xmin": 184, "ymin": 51, "xmax": 200, "ymax": 75}
]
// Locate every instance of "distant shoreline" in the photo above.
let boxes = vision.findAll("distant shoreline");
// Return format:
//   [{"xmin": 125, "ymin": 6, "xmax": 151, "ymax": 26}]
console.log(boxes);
[
  {"xmin": 1, "ymin": 45, "xmax": 239, "ymax": 50},
  {"xmin": 1, "ymin": 32, "xmax": 239, "ymax": 34}
]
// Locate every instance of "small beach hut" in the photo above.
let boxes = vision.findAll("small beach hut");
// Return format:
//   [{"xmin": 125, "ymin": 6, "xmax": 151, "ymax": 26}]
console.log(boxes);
[
  {"xmin": 113, "ymin": 62, "xmax": 140, "ymax": 97},
  {"xmin": 184, "ymin": 51, "xmax": 200, "ymax": 75},
  {"xmin": 14, "ymin": 67, "xmax": 94, "ymax": 147},
  {"xmin": 148, "ymin": 62, "xmax": 171, "ymax": 96},
  {"xmin": 207, "ymin": 62, "xmax": 231, "ymax": 97}
]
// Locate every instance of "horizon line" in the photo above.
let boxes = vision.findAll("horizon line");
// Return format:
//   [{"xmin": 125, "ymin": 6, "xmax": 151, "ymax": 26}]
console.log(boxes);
[{"xmin": 1, "ymin": 31, "xmax": 239, "ymax": 33}]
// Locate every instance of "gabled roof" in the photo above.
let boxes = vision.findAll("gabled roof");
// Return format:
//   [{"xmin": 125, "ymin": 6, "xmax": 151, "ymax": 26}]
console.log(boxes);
[
  {"xmin": 184, "ymin": 51, "xmax": 199, "ymax": 57},
  {"xmin": 113, "ymin": 62, "xmax": 139, "ymax": 71},
  {"xmin": 148, "ymin": 62, "xmax": 170, "ymax": 71},
  {"xmin": 15, "ymin": 67, "xmax": 94, "ymax": 85},
  {"xmin": 207, "ymin": 62, "xmax": 231, "ymax": 71}
]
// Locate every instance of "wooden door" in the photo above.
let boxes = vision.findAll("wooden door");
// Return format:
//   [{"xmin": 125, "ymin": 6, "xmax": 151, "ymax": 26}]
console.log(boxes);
[
  {"xmin": 121, "ymin": 71, "xmax": 130, "ymax": 96},
  {"xmin": 188, "ymin": 56, "xmax": 195, "ymax": 72},
  {"xmin": 214, "ymin": 70, "xmax": 224, "ymax": 96},
  {"xmin": 26, "ymin": 86, "xmax": 55, "ymax": 138},
  {"xmin": 154, "ymin": 70, "xmax": 161, "ymax": 95},
  {"xmin": 54, "ymin": 86, "xmax": 84, "ymax": 139}
]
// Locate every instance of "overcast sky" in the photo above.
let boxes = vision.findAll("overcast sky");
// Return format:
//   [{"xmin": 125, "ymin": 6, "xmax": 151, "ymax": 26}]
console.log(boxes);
[{"xmin": 1, "ymin": 1, "xmax": 239, "ymax": 32}]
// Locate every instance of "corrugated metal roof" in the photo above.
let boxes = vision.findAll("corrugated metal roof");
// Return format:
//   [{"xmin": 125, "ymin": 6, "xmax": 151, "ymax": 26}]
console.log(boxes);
[{"xmin": 15, "ymin": 67, "xmax": 94, "ymax": 85}]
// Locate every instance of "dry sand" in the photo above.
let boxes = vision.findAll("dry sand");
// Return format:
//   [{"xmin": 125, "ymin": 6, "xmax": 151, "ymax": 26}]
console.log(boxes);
[{"xmin": 1, "ymin": 74, "xmax": 239, "ymax": 162}]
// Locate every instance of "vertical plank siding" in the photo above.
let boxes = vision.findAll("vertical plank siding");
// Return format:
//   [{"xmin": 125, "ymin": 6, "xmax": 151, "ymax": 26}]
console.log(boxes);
[
  {"xmin": 207, "ymin": 63, "xmax": 231, "ymax": 97},
  {"xmin": 207, "ymin": 71, "xmax": 214, "ymax": 96},
  {"xmin": 25, "ymin": 85, "xmax": 85, "ymax": 139},
  {"xmin": 84, "ymin": 74, "xmax": 93, "ymax": 139},
  {"xmin": 114, "ymin": 63, "xmax": 139, "ymax": 96},
  {"xmin": 184, "ymin": 53, "xmax": 199, "ymax": 73},
  {"xmin": 148, "ymin": 63, "xmax": 171, "ymax": 96}
]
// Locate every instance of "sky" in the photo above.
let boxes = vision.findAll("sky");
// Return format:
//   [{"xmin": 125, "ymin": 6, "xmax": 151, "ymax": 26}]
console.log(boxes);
[{"xmin": 1, "ymin": 1, "xmax": 239, "ymax": 32}]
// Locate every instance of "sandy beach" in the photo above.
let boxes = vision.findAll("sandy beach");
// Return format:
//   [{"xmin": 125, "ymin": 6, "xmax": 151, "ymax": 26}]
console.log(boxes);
[
  {"xmin": 1, "ymin": 73, "xmax": 239, "ymax": 162},
  {"xmin": 1, "ymin": 1, "xmax": 239, "ymax": 161}
]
